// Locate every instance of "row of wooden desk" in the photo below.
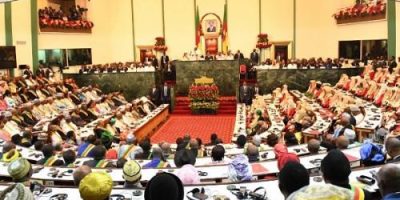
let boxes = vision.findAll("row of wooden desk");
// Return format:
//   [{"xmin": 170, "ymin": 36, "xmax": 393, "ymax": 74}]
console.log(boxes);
[
  {"xmin": 133, "ymin": 105, "xmax": 170, "ymax": 142},
  {"xmin": 0, "ymin": 146, "xmax": 362, "ymax": 186},
  {"xmin": 0, "ymin": 160, "xmax": 389, "ymax": 200}
]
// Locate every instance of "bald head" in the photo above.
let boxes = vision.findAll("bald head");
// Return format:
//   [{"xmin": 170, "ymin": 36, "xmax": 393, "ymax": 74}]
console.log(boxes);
[
  {"xmin": 307, "ymin": 139, "xmax": 320, "ymax": 154},
  {"xmin": 152, "ymin": 146, "xmax": 163, "ymax": 159},
  {"xmin": 340, "ymin": 113, "xmax": 351, "ymax": 126},
  {"xmin": 336, "ymin": 136, "xmax": 349, "ymax": 150},
  {"xmin": 252, "ymin": 135, "xmax": 262, "ymax": 147},
  {"xmin": 377, "ymin": 164, "xmax": 400, "ymax": 197},
  {"xmin": 247, "ymin": 144, "xmax": 259, "ymax": 156},
  {"xmin": 183, "ymin": 134, "xmax": 191, "ymax": 142},
  {"xmin": 73, "ymin": 165, "xmax": 92, "ymax": 186},
  {"xmin": 386, "ymin": 137, "xmax": 400, "ymax": 159},
  {"xmin": 189, "ymin": 139, "xmax": 199, "ymax": 150},
  {"xmin": 160, "ymin": 142, "xmax": 171, "ymax": 153},
  {"xmin": 2, "ymin": 142, "xmax": 16, "ymax": 153}
]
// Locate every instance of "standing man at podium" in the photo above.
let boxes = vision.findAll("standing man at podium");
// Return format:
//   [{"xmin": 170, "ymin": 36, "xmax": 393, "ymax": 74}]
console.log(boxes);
[
  {"xmin": 239, "ymin": 81, "xmax": 253, "ymax": 105},
  {"xmin": 250, "ymin": 49, "xmax": 259, "ymax": 65},
  {"xmin": 161, "ymin": 82, "xmax": 171, "ymax": 105},
  {"xmin": 234, "ymin": 50, "xmax": 244, "ymax": 60}
]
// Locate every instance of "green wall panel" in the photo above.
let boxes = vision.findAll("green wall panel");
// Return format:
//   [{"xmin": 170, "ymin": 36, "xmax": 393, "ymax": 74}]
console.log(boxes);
[
  {"xmin": 257, "ymin": 68, "xmax": 364, "ymax": 94},
  {"xmin": 64, "ymin": 72, "xmax": 156, "ymax": 101}
]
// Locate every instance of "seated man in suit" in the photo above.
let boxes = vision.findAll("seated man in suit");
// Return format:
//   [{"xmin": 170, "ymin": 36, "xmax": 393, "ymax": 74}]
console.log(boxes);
[
  {"xmin": 77, "ymin": 135, "xmax": 97, "ymax": 157},
  {"xmin": 83, "ymin": 145, "xmax": 114, "ymax": 168},
  {"xmin": 386, "ymin": 137, "xmax": 400, "ymax": 163},
  {"xmin": 37, "ymin": 144, "xmax": 64, "ymax": 166}
]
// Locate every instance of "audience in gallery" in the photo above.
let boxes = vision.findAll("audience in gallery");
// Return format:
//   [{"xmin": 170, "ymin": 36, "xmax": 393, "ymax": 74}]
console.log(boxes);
[
  {"xmin": 38, "ymin": 5, "xmax": 93, "ymax": 29},
  {"xmin": 3, "ymin": 62, "xmax": 400, "ymax": 199}
]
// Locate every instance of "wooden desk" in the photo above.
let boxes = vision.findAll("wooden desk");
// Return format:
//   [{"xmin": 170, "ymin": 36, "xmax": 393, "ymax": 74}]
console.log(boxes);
[
  {"xmin": 134, "ymin": 105, "xmax": 169, "ymax": 142},
  {"xmin": 355, "ymin": 128, "xmax": 375, "ymax": 142}
]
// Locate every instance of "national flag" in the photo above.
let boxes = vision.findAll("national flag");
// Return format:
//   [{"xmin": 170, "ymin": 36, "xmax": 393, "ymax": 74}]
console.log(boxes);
[{"xmin": 222, "ymin": 3, "xmax": 229, "ymax": 54}]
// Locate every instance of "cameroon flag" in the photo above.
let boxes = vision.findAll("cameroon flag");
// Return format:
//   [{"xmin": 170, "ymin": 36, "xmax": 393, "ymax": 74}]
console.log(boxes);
[{"xmin": 222, "ymin": 3, "xmax": 229, "ymax": 54}]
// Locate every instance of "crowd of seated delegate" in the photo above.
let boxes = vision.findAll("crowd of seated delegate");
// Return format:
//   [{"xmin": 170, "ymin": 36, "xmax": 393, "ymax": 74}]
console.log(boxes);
[
  {"xmin": 0, "ymin": 68, "xmax": 160, "ymax": 164},
  {"xmin": 78, "ymin": 61, "xmax": 156, "ymax": 74},
  {"xmin": 255, "ymin": 56, "xmax": 398, "ymax": 70},
  {"xmin": 246, "ymin": 60, "xmax": 400, "ymax": 148},
  {"xmin": 1, "ymin": 134, "xmax": 400, "ymax": 199},
  {"xmin": 241, "ymin": 62, "xmax": 400, "ymax": 164},
  {"xmin": 1, "ymin": 66, "xmax": 400, "ymax": 199}
]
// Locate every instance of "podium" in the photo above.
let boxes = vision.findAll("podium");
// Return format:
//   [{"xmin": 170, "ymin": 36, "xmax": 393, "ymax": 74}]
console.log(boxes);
[{"xmin": 173, "ymin": 60, "xmax": 239, "ymax": 97}]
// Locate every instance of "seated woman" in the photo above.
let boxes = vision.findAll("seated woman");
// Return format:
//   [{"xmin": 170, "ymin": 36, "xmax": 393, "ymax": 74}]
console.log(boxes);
[
  {"xmin": 382, "ymin": 88, "xmax": 396, "ymax": 107},
  {"xmin": 373, "ymin": 68, "xmax": 384, "ymax": 83},
  {"xmin": 282, "ymin": 96, "xmax": 296, "ymax": 118},
  {"xmin": 365, "ymin": 80, "xmax": 379, "ymax": 100},
  {"xmin": 349, "ymin": 76, "xmax": 361, "ymax": 93},
  {"xmin": 361, "ymin": 65, "xmax": 375, "ymax": 80},
  {"xmin": 317, "ymin": 84, "xmax": 331, "ymax": 103},
  {"xmin": 248, "ymin": 110, "xmax": 264, "ymax": 131},
  {"xmin": 380, "ymin": 68, "xmax": 390, "ymax": 83},
  {"xmin": 355, "ymin": 78, "xmax": 369, "ymax": 97},
  {"xmin": 306, "ymin": 80, "xmax": 317, "ymax": 94},
  {"xmin": 293, "ymin": 103, "xmax": 311, "ymax": 125},
  {"xmin": 374, "ymin": 86, "xmax": 389, "ymax": 107},
  {"xmin": 273, "ymin": 87, "xmax": 283, "ymax": 101},
  {"xmin": 320, "ymin": 87, "xmax": 335, "ymax": 108},
  {"xmin": 87, "ymin": 100, "xmax": 101, "ymax": 117},
  {"xmin": 389, "ymin": 88, "xmax": 400, "ymax": 108},
  {"xmin": 335, "ymin": 74, "xmax": 349, "ymax": 89},
  {"xmin": 47, "ymin": 122, "xmax": 67, "ymax": 146},
  {"xmin": 312, "ymin": 82, "xmax": 322, "ymax": 98},
  {"xmin": 280, "ymin": 84, "xmax": 290, "ymax": 101}
]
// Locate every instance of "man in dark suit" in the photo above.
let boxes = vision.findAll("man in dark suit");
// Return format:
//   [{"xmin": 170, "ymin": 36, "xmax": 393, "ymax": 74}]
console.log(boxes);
[
  {"xmin": 389, "ymin": 56, "xmax": 398, "ymax": 73},
  {"xmin": 151, "ymin": 56, "xmax": 159, "ymax": 69},
  {"xmin": 37, "ymin": 144, "xmax": 65, "ymax": 166},
  {"xmin": 386, "ymin": 137, "xmax": 400, "ymax": 163},
  {"xmin": 149, "ymin": 84, "xmax": 161, "ymax": 106},
  {"xmin": 234, "ymin": 50, "xmax": 244, "ymax": 60},
  {"xmin": 161, "ymin": 82, "xmax": 171, "ymax": 104},
  {"xmin": 82, "ymin": 145, "xmax": 114, "ymax": 168},
  {"xmin": 205, "ymin": 53, "xmax": 215, "ymax": 61},
  {"xmin": 239, "ymin": 81, "xmax": 253, "ymax": 105},
  {"xmin": 250, "ymin": 49, "xmax": 259, "ymax": 65},
  {"xmin": 207, "ymin": 22, "xmax": 216, "ymax": 32},
  {"xmin": 160, "ymin": 52, "xmax": 169, "ymax": 70}
]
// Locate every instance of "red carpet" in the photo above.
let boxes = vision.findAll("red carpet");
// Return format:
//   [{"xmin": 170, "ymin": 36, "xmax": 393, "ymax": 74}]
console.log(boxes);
[{"xmin": 151, "ymin": 115, "xmax": 235, "ymax": 144}]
